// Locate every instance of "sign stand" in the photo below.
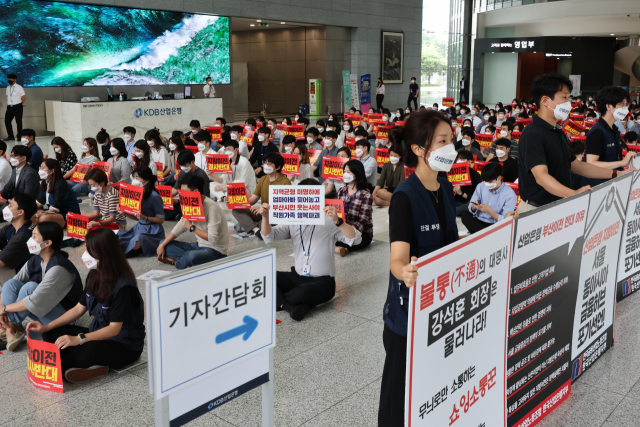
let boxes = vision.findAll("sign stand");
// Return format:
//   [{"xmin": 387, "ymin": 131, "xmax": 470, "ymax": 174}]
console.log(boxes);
[{"xmin": 262, "ymin": 348, "xmax": 274, "ymax": 426}]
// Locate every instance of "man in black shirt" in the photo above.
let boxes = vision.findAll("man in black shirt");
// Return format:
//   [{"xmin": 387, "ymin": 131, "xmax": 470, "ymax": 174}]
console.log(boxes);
[
  {"xmin": 489, "ymin": 139, "xmax": 518, "ymax": 183},
  {"xmin": 517, "ymin": 73, "xmax": 634, "ymax": 212},
  {"xmin": 407, "ymin": 77, "xmax": 419, "ymax": 111}
]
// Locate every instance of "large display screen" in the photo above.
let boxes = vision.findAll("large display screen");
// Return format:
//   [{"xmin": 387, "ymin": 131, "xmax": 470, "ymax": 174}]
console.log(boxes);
[{"xmin": 0, "ymin": 0, "xmax": 231, "ymax": 86}]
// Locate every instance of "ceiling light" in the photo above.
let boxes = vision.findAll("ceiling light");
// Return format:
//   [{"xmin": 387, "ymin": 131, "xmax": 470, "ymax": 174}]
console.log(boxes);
[
  {"xmin": 610, "ymin": 33, "xmax": 615, "ymax": 35},
  {"xmin": 250, "ymin": 24, "xmax": 255, "ymax": 26},
  {"xmin": 281, "ymin": 22, "xmax": 286, "ymax": 24},
  {"xmin": 256, "ymin": 20, "xmax": 262, "ymax": 22}
]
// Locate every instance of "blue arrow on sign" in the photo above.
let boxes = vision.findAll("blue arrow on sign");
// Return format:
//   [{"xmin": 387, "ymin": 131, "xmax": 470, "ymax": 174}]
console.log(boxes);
[{"xmin": 215, "ymin": 315, "xmax": 259, "ymax": 344}]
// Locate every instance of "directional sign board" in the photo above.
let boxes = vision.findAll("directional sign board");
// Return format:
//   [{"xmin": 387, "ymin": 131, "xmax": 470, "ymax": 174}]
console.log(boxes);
[{"xmin": 147, "ymin": 248, "xmax": 276, "ymax": 426}]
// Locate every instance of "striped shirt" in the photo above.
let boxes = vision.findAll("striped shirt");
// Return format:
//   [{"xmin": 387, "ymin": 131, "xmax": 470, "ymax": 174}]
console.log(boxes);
[{"xmin": 93, "ymin": 187, "xmax": 126, "ymax": 224}]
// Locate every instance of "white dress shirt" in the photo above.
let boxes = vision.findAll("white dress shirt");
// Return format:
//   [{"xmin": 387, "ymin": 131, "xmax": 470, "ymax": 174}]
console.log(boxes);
[
  {"xmin": 0, "ymin": 157, "xmax": 12, "ymax": 192},
  {"xmin": 203, "ymin": 84, "xmax": 216, "ymax": 98},
  {"xmin": 15, "ymin": 164, "xmax": 24, "ymax": 185},
  {"xmin": 219, "ymin": 155, "xmax": 257, "ymax": 195},
  {"xmin": 195, "ymin": 148, "xmax": 216, "ymax": 172},
  {"xmin": 360, "ymin": 154, "xmax": 378, "ymax": 187},
  {"xmin": 6, "ymin": 83, "xmax": 25, "ymax": 106}
]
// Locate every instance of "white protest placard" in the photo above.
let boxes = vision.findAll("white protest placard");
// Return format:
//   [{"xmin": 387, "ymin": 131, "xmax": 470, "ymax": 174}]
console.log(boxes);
[
  {"xmin": 616, "ymin": 172, "xmax": 640, "ymax": 300},
  {"xmin": 405, "ymin": 220, "xmax": 513, "ymax": 427},
  {"xmin": 269, "ymin": 185, "xmax": 325, "ymax": 225}
]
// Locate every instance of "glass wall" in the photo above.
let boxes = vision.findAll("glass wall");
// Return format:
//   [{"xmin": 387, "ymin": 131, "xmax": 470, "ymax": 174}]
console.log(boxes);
[
  {"xmin": 472, "ymin": 0, "xmax": 572, "ymax": 13},
  {"xmin": 447, "ymin": 0, "xmax": 464, "ymax": 99}
]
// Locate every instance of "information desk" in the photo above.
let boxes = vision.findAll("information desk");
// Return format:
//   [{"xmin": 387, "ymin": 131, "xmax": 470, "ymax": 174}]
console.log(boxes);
[{"xmin": 45, "ymin": 98, "xmax": 223, "ymax": 145}]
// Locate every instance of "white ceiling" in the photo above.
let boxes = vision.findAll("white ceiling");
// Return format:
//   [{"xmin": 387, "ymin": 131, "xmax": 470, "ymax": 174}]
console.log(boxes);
[{"xmin": 230, "ymin": 17, "xmax": 321, "ymax": 32}]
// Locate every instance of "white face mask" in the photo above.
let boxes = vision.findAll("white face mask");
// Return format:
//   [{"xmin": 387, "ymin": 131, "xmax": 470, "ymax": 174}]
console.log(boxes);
[
  {"xmin": 613, "ymin": 106, "xmax": 629, "ymax": 121},
  {"xmin": 9, "ymin": 158, "xmax": 19, "ymax": 167},
  {"xmin": 324, "ymin": 139, "xmax": 333, "ymax": 147},
  {"xmin": 456, "ymin": 107, "xmax": 460, "ymax": 111},
  {"xmin": 484, "ymin": 181, "xmax": 497, "ymax": 190},
  {"xmin": 197, "ymin": 143, "xmax": 206, "ymax": 152},
  {"xmin": 425, "ymin": 144, "xmax": 457, "ymax": 172},
  {"xmin": 91, "ymin": 185, "xmax": 103, "ymax": 194},
  {"xmin": 498, "ymin": 114, "xmax": 505, "ymax": 120},
  {"xmin": 483, "ymin": 115, "xmax": 489, "ymax": 120},
  {"xmin": 81, "ymin": 251, "xmax": 98, "ymax": 270},
  {"xmin": 82, "ymin": 145, "xmax": 90, "ymax": 153},
  {"xmin": 500, "ymin": 130, "xmax": 508, "ymax": 138},
  {"xmin": 225, "ymin": 150, "xmax": 234, "ymax": 158},
  {"xmin": 267, "ymin": 125, "xmax": 273, "ymax": 129},
  {"xmin": 496, "ymin": 149, "xmax": 506, "ymax": 158},
  {"xmin": 263, "ymin": 165, "xmax": 274, "ymax": 175},
  {"xmin": 342, "ymin": 172, "xmax": 354, "ymax": 183},
  {"xmin": 181, "ymin": 166, "xmax": 192, "ymax": 173},
  {"xmin": 405, "ymin": 110, "xmax": 410, "ymax": 114},
  {"xmin": 135, "ymin": 151, "xmax": 144, "ymax": 159},
  {"xmin": 343, "ymin": 125, "xmax": 350, "ymax": 131},
  {"xmin": 461, "ymin": 139, "xmax": 471, "ymax": 147},
  {"xmin": 21, "ymin": 138, "xmax": 29, "ymax": 146},
  {"xmin": 123, "ymin": 134, "xmax": 132, "ymax": 142},
  {"xmin": 411, "ymin": 80, "xmax": 416, "ymax": 83},
  {"xmin": 514, "ymin": 109, "xmax": 520, "ymax": 114},
  {"xmin": 547, "ymin": 99, "xmax": 572, "ymax": 121},
  {"xmin": 191, "ymin": 130, "xmax": 198, "ymax": 135},
  {"xmin": 355, "ymin": 148, "xmax": 364, "ymax": 158},
  {"xmin": 284, "ymin": 146, "xmax": 293, "ymax": 153},
  {"xmin": 298, "ymin": 155, "xmax": 303, "ymax": 162},
  {"xmin": 230, "ymin": 133, "xmax": 238, "ymax": 140},
  {"xmin": 306, "ymin": 137, "xmax": 314, "ymax": 144},
  {"xmin": 317, "ymin": 127, "xmax": 324, "ymax": 132},
  {"xmin": 131, "ymin": 179, "xmax": 143, "ymax": 187},
  {"xmin": 147, "ymin": 140, "xmax": 154, "ymax": 147},
  {"xmin": 390, "ymin": 156, "xmax": 400, "ymax": 165},
  {"xmin": 27, "ymin": 237, "xmax": 43, "ymax": 255},
  {"xmin": 54, "ymin": 147, "xmax": 62, "ymax": 154},
  {"xmin": 258, "ymin": 135, "xmax": 265, "ymax": 142},
  {"xmin": 245, "ymin": 125, "xmax": 252, "ymax": 131},
  {"xmin": 38, "ymin": 170, "xmax": 48, "ymax": 180},
  {"xmin": 169, "ymin": 143, "xmax": 177, "ymax": 151},
  {"xmin": 2, "ymin": 206, "xmax": 15, "ymax": 221},
  {"xmin": 471, "ymin": 110, "xmax": 477, "ymax": 116},
  {"xmin": 109, "ymin": 147, "xmax": 119, "ymax": 156},
  {"xmin": 282, "ymin": 121, "xmax": 287, "ymax": 125}
]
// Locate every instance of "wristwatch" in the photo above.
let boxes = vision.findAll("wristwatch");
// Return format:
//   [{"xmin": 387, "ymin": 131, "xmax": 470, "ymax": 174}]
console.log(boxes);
[
  {"xmin": 78, "ymin": 333, "xmax": 86, "ymax": 345},
  {"xmin": 334, "ymin": 217, "xmax": 344, "ymax": 227},
  {"xmin": 189, "ymin": 225, "xmax": 196, "ymax": 232},
  {"xmin": 0, "ymin": 304, "xmax": 6, "ymax": 314},
  {"xmin": 612, "ymin": 170, "xmax": 618, "ymax": 179}
]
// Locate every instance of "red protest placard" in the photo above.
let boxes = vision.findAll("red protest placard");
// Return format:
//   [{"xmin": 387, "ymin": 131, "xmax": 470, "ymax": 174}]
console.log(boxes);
[
  {"xmin": 362, "ymin": 112, "xmax": 370, "ymax": 124},
  {"xmin": 626, "ymin": 144, "xmax": 640, "ymax": 154},
  {"xmin": 174, "ymin": 160, "xmax": 181, "ymax": 180},
  {"xmin": 571, "ymin": 115, "xmax": 585, "ymax": 126},
  {"xmin": 240, "ymin": 129, "xmax": 254, "ymax": 147},
  {"xmin": 325, "ymin": 199, "xmax": 345, "ymax": 219},
  {"xmin": 571, "ymin": 136, "xmax": 586, "ymax": 143},
  {"xmin": 376, "ymin": 147, "xmax": 390, "ymax": 166},
  {"xmin": 70, "ymin": 163, "xmax": 90, "ymax": 183},
  {"xmin": 156, "ymin": 185, "xmax": 174, "ymax": 210},
  {"xmin": 367, "ymin": 113, "xmax": 383, "ymax": 124},
  {"xmin": 562, "ymin": 120, "xmax": 585, "ymax": 137},
  {"xmin": 109, "ymin": 180, "xmax": 126, "ymax": 189},
  {"xmin": 276, "ymin": 123, "xmax": 288, "ymax": 133},
  {"xmin": 321, "ymin": 156, "xmax": 349, "ymax": 181},
  {"xmin": 27, "ymin": 337, "xmax": 63, "ymax": 393},
  {"xmin": 456, "ymin": 118, "xmax": 463, "ymax": 128},
  {"xmin": 516, "ymin": 118, "xmax": 533, "ymax": 127},
  {"xmin": 506, "ymin": 182, "xmax": 521, "ymax": 207},
  {"xmin": 344, "ymin": 113, "xmax": 362, "ymax": 127},
  {"xmin": 345, "ymin": 138, "xmax": 357, "ymax": 159},
  {"xmin": 92, "ymin": 161, "xmax": 112, "ymax": 180},
  {"xmin": 473, "ymin": 160, "xmax": 503, "ymax": 175},
  {"xmin": 376, "ymin": 125, "xmax": 394, "ymax": 140},
  {"xmin": 281, "ymin": 153, "xmax": 300, "ymax": 176},
  {"xmin": 119, "ymin": 183, "xmax": 144, "ymax": 215},
  {"xmin": 511, "ymin": 131, "xmax": 522, "ymax": 142},
  {"xmin": 404, "ymin": 165, "xmax": 415, "ymax": 179},
  {"xmin": 286, "ymin": 125, "xmax": 305, "ymax": 141},
  {"xmin": 185, "ymin": 145, "xmax": 199, "ymax": 155},
  {"xmin": 308, "ymin": 149, "xmax": 321, "ymax": 165},
  {"xmin": 226, "ymin": 182, "xmax": 250, "ymax": 209},
  {"xmin": 442, "ymin": 97, "xmax": 455, "ymax": 107},
  {"xmin": 584, "ymin": 120, "xmax": 596, "ymax": 130},
  {"xmin": 204, "ymin": 126, "xmax": 222, "ymax": 142},
  {"xmin": 475, "ymin": 133, "xmax": 494, "ymax": 149},
  {"xmin": 66, "ymin": 212, "xmax": 89, "ymax": 241},
  {"xmin": 179, "ymin": 190, "xmax": 205, "ymax": 222},
  {"xmin": 371, "ymin": 120, "xmax": 387, "ymax": 133},
  {"xmin": 155, "ymin": 162, "xmax": 164, "ymax": 182},
  {"xmin": 447, "ymin": 162, "xmax": 472, "ymax": 186},
  {"xmin": 394, "ymin": 121, "xmax": 405, "ymax": 127},
  {"xmin": 291, "ymin": 120, "xmax": 298, "ymax": 125},
  {"xmin": 206, "ymin": 154, "xmax": 232, "ymax": 174}
]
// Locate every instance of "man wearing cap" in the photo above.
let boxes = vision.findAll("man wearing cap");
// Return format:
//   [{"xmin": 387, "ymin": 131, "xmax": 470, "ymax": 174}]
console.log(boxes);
[{"xmin": 5, "ymin": 74, "xmax": 26, "ymax": 142}]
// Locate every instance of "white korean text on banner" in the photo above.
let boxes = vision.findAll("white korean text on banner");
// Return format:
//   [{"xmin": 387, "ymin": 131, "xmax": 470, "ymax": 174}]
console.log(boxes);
[
  {"xmin": 405, "ymin": 220, "xmax": 513, "ymax": 427},
  {"xmin": 616, "ymin": 172, "xmax": 640, "ymax": 301},
  {"xmin": 268, "ymin": 185, "xmax": 325, "ymax": 225}
]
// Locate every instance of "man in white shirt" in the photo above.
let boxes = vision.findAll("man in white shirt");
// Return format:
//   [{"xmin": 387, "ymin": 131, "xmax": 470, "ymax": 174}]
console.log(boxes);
[
  {"xmin": 194, "ymin": 132, "xmax": 217, "ymax": 172},
  {"xmin": 355, "ymin": 139, "xmax": 378, "ymax": 189},
  {"xmin": 0, "ymin": 141, "xmax": 11, "ymax": 193},
  {"xmin": 5, "ymin": 74, "xmax": 26, "ymax": 142},
  {"xmin": 203, "ymin": 77, "xmax": 216, "ymax": 98},
  {"xmin": 122, "ymin": 126, "xmax": 137, "ymax": 165},
  {"xmin": 228, "ymin": 125, "xmax": 250, "ymax": 159},
  {"xmin": 209, "ymin": 140, "xmax": 256, "ymax": 200}
]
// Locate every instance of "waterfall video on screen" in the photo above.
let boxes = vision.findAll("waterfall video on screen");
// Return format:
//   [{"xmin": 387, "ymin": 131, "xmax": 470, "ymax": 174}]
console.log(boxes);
[{"xmin": 0, "ymin": 0, "xmax": 231, "ymax": 86}]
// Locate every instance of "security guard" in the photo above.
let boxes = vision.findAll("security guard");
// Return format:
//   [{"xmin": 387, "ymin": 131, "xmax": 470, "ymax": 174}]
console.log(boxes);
[{"xmin": 5, "ymin": 73, "xmax": 26, "ymax": 142}]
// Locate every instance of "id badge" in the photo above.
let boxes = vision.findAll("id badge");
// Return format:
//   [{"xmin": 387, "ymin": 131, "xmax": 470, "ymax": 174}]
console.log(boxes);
[{"xmin": 302, "ymin": 264, "xmax": 311, "ymax": 277}]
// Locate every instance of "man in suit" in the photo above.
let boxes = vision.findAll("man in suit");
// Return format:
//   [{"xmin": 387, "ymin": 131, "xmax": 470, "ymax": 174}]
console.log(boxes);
[
  {"xmin": 0, "ymin": 145, "xmax": 41, "ymax": 213},
  {"xmin": 460, "ymin": 76, "xmax": 469, "ymax": 104}
]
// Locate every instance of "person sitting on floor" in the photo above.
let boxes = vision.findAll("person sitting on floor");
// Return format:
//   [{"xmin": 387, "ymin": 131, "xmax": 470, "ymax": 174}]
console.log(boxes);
[
  {"xmin": 0, "ymin": 194, "xmax": 37, "ymax": 286},
  {"xmin": 354, "ymin": 139, "xmax": 378, "ymax": 190},
  {"xmin": 257, "ymin": 178, "xmax": 362, "ymax": 321},
  {"xmin": 85, "ymin": 168, "xmax": 127, "ymax": 231},
  {"xmin": 117, "ymin": 166, "xmax": 165, "ymax": 258},
  {"xmin": 0, "ymin": 222, "xmax": 83, "ymax": 351},
  {"xmin": 461, "ymin": 163, "xmax": 517, "ymax": 234},
  {"xmin": 453, "ymin": 151, "xmax": 482, "ymax": 216},
  {"xmin": 68, "ymin": 137, "xmax": 101, "ymax": 195},
  {"xmin": 290, "ymin": 144, "xmax": 315, "ymax": 185},
  {"xmin": 131, "ymin": 139, "xmax": 157, "ymax": 176},
  {"xmin": 29, "ymin": 228, "xmax": 145, "ymax": 383},
  {"xmin": 34, "ymin": 159, "xmax": 81, "ymax": 229},
  {"xmin": 1, "ymin": 144, "xmax": 41, "ymax": 205},
  {"xmin": 335, "ymin": 160, "xmax": 373, "ymax": 257},
  {"xmin": 323, "ymin": 147, "xmax": 351, "ymax": 198},
  {"xmin": 107, "ymin": 138, "xmax": 132, "ymax": 184},
  {"xmin": 157, "ymin": 175, "xmax": 229, "ymax": 269},
  {"xmin": 210, "ymin": 139, "xmax": 256, "ymax": 201},
  {"xmin": 488, "ymin": 138, "xmax": 518, "ymax": 183},
  {"xmin": 372, "ymin": 144, "xmax": 405, "ymax": 207}
]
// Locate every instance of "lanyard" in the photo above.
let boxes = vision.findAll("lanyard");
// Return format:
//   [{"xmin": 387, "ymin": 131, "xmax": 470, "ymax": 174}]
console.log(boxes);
[{"xmin": 299, "ymin": 225, "xmax": 316, "ymax": 261}]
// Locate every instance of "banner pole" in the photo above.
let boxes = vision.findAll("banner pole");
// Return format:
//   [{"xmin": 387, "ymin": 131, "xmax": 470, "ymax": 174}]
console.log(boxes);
[{"xmin": 261, "ymin": 347, "xmax": 275, "ymax": 427}]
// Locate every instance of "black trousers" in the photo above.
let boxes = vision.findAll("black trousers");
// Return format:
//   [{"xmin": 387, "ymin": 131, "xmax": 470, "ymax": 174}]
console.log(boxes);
[
  {"xmin": 42, "ymin": 325, "xmax": 142, "ymax": 373},
  {"xmin": 336, "ymin": 232, "xmax": 372, "ymax": 252},
  {"xmin": 5, "ymin": 104, "xmax": 23, "ymax": 139},
  {"xmin": 276, "ymin": 268, "xmax": 335, "ymax": 308},
  {"xmin": 378, "ymin": 324, "xmax": 407, "ymax": 427},
  {"xmin": 407, "ymin": 95, "xmax": 418, "ymax": 110},
  {"xmin": 461, "ymin": 211, "xmax": 492, "ymax": 234},
  {"xmin": 459, "ymin": 89, "xmax": 468, "ymax": 104},
  {"xmin": 376, "ymin": 94, "xmax": 384, "ymax": 110}
]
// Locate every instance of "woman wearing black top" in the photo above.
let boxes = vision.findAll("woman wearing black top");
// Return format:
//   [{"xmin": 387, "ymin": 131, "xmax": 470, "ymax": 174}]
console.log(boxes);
[
  {"xmin": 34, "ymin": 159, "xmax": 80, "ymax": 228},
  {"xmin": 29, "ymin": 228, "xmax": 145, "ymax": 383},
  {"xmin": 50, "ymin": 137, "xmax": 78, "ymax": 180},
  {"xmin": 96, "ymin": 128, "xmax": 112, "ymax": 161},
  {"xmin": 378, "ymin": 110, "xmax": 460, "ymax": 426}
]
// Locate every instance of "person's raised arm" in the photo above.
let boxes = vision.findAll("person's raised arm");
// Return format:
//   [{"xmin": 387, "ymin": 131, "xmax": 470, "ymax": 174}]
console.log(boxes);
[
  {"xmin": 532, "ymin": 164, "xmax": 591, "ymax": 198},
  {"xmin": 571, "ymin": 158, "xmax": 636, "ymax": 180},
  {"xmin": 259, "ymin": 203, "xmax": 272, "ymax": 237},
  {"xmin": 586, "ymin": 152, "xmax": 636, "ymax": 170}
]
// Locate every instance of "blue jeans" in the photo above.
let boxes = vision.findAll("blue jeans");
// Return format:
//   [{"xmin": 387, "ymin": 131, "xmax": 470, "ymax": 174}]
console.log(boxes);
[
  {"xmin": 1, "ymin": 280, "xmax": 67, "ymax": 326},
  {"xmin": 67, "ymin": 180, "xmax": 91, "ymax": 195},
  {"xmin": 164, "ymin": 241, "xmax": 226, "ymax": 270},
  {"xmin": 163, "ymin": 173, "xmax": 176, "ymax": 187}
]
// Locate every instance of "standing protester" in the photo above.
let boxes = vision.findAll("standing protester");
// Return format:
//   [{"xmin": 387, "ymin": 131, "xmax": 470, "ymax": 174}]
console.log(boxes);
[
  {"xmin": 459, "ymin": 75, "xmax": 469, "ymax": 104},
  {"xmin": 376, "ymin": 77, "xmax": 385, "ymax": 110},
  {"xmin": 5, "ymin": 73, "xmax": 25, "ymax": 142},
  {"xmin": 407, "ymin": 77, "xmax": 419, "ymax": 111},
  {"xmin": 203, "ymin": 77, "xmax": 216, "ymax": 98},
  {"xmin": 517, "ymin": 73, "xmax": 634, "ymax": 213}
]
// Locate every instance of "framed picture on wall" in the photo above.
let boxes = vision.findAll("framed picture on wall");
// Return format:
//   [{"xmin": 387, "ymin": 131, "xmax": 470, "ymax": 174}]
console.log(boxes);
[{"xmin": 381, "ymin": 31, "xmax": 404, "ymax": 84}]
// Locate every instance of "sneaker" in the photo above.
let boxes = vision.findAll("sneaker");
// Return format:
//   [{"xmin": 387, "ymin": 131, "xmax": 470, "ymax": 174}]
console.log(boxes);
[
  {"xmin": 157, "ymin": 254, "xmax": 176, "ymax": 266},
  {"xmin": 6, "ymin": 324, "xmax": 25, "ymax": 352},
  {"xmin": 0, "ymin": 329, "xmax": 6, "ymax": 340},
  {"xmin": 65, "ymin": 366, "xmax": 109, "ymax": 383},
  {"xmin": 289, "ymin": 305, "xmax": 310, "ymax": 322}
]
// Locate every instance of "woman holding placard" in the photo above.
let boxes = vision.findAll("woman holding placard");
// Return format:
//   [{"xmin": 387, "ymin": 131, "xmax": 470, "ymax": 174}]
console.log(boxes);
[
  {"xmin": 34, "ymin": 159, "xmax": 80, "ymax": 228},
  {"xmin": 28, "ymin": 228, "xmax": 145, "ymax": 382},
  {"xmin": 146, "ymin": 129, "xmax": 172, "ymax": 184},
  {"xmin": 117, "ymin": 166, "xmax": 165, "ymax": 258},
  {"xmin": 291, "ymin": 144, "xmax": 314, "ymax": 185},
  {"xmin": 323, "ymin": 147, "xmax": 352, "ymax": 198},
  {"xmin": 67, "ymin": 137, "xmax": 100, "ymax": 195},
  {"xmin": 85, "ymin": 168, "xmax": 127, "ymax": 231},
  {"xmin": 378, "ymin": 110, "xmax": 459, "ymax": 426}
]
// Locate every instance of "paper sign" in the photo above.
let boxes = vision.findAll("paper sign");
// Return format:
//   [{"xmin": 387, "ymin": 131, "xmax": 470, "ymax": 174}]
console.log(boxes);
[
  {"xmin": 376, "ymin": 147, "xmax": 390, "ymax": 166},
  {"xmin": 206, "ymin": 154, "xmax": 232, "ymax": 174},
  {"xmin": 325, "ymin": 199, "xmax": 344, "ymax": 219},
  {"xmin": 66, "ymin": 212, "xmax": 89, "ymax": 241},
  {"xmin": 376, "ymin": 125, "xmax": 393, "ymax": 140},
  {"xmin": 516, "ymin": 118, "xmax": 533, "ymax": 127},
  {"xmin": 344, "ymin": 113, "xmax": 362, "ymax": 127},
  {"xmin": 109, "ymin": 180, "xmax": 126, "ymax": 189},
  {"xmin": 174, "ymin": 160, "xmax": 181, "ymax": 179},
  {"xmin": 185, "ymin": 145, "xmax": 199, "ymax": 155},
  {"xmin": 475, "ymin": 133, "xmax": 494, "ymax": 149},
  {"xmin": 286, "ymin": 125, "xmax": 305, "ymax": 141},
  {"xmin": 442, "ymin": 97, "xmax": 455, "ymax": 107},
  {"xmin": 240, "ymin": 130, "xmax": 254, "ymax": 147},
  {"xmin": 27, "ymin": 337, "xmax": 63, "ymax": 393},
  {"xmin": 562, "ymin": 120, "xmax": 585, "ymax": 137},
  {"xmin": 511, "ymin": 131, "xmax": 522, "ymax": 142},
  {"xmin": 70, "ymin": 163, "xmax": 90, "ymax": 183},
  {"xmin": 92, "ymin": 161, "xmax": 112, "ymax": 180},
  {"xmin": 269, "ymin": 185, "xmax": 325, "ymax": 225},
  {"xmin": 179, "ymin": 190, "xmax": 205, "ymax": 222},
  {"xmin": 156, "ymin": 185, "xmax": 174, "ymax": 210},
  {"xmin": 226, "ymin": 183, "xmax": 250, "ymax": 209},
  {"xmin": 155, "ymin": 162, "xmax": 164, "ymax": 182},
  {"xmin": 506, "ymin": 182, "xmax": 521, "ymax": 207},
  {"xmin": 119, "ymin": 183, "xmax": 144, "ymax": 215},
  {"xmin": 308, "ymin": 149, "xmax": 322, "ymax": 165},
  {"xmin": 281, "ymin": 153, "xmax": 300, "ymax": 177},
  {"xmin": 473, "ymin": 160, "xmax": 489, "ymax": 175},
  {"xmin": 362, "ymin": 112, "xmax": 370, "ymax": 124},
  {"xmin": 447, "ymin": 162, "xmax": 472, "ymax": 186},
  {"xmin": 405, "ymin": 166, "xmax": 415, "ymax": 179},
  {"xmin": 204, "ymin": 126, "xmax": 222, "ymax": 142},
  {"xmin": 321, "ymin": 156, "xmax": 349, "ymax": 181},
  {"xmin": 276, "ymin": 124, "xmax": 288, "ymax": 133},
  {"xmin": 584, "ymin": 120, "xmax": 596, "ymax": 130}
]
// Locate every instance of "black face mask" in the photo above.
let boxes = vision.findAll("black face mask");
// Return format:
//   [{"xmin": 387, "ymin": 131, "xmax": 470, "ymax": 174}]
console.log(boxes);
[{"xmin": 8, "ymin": 80, "xmax": 15, "ymax": 85}]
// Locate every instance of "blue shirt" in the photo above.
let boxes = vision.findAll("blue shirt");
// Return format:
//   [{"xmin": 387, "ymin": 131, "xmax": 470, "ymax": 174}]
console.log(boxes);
[
  {"xmin": 468, "ymin": 182, "xmax": 517, "ymax": 224},
  {"xmin": 28, "ymin": 143, "xmax": 44, "ymax": 171},
  {"xmin": 125, "ymin": 140, "xmax": 136, "ymax": 165}
]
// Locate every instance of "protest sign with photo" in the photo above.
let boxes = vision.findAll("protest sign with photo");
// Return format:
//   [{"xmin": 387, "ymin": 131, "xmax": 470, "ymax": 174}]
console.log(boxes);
[
  {"xmin": 227, "ymin": 183, "xmax": 250, "ymax": 209},
  {"xmin": 179, "ymin": 190, "xmax": 206, "ymax": 222},
  {"xmin": 119, "ymin": 183, "xmax": 144, "ymax": 215},
  {"xmin": 206, "ymin": 154, "xmax": 232, "ymax": 174},
  {"xmin": 66, "ymin": 212, "xmax": 88, "ymax": 240},
  {"xmin": 269, "ymin": 185, "xmax": 325, "ymax": 225},
  {"xmin": 156, "ymin": 185, "xmax": 174, "ymax": 210}
]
